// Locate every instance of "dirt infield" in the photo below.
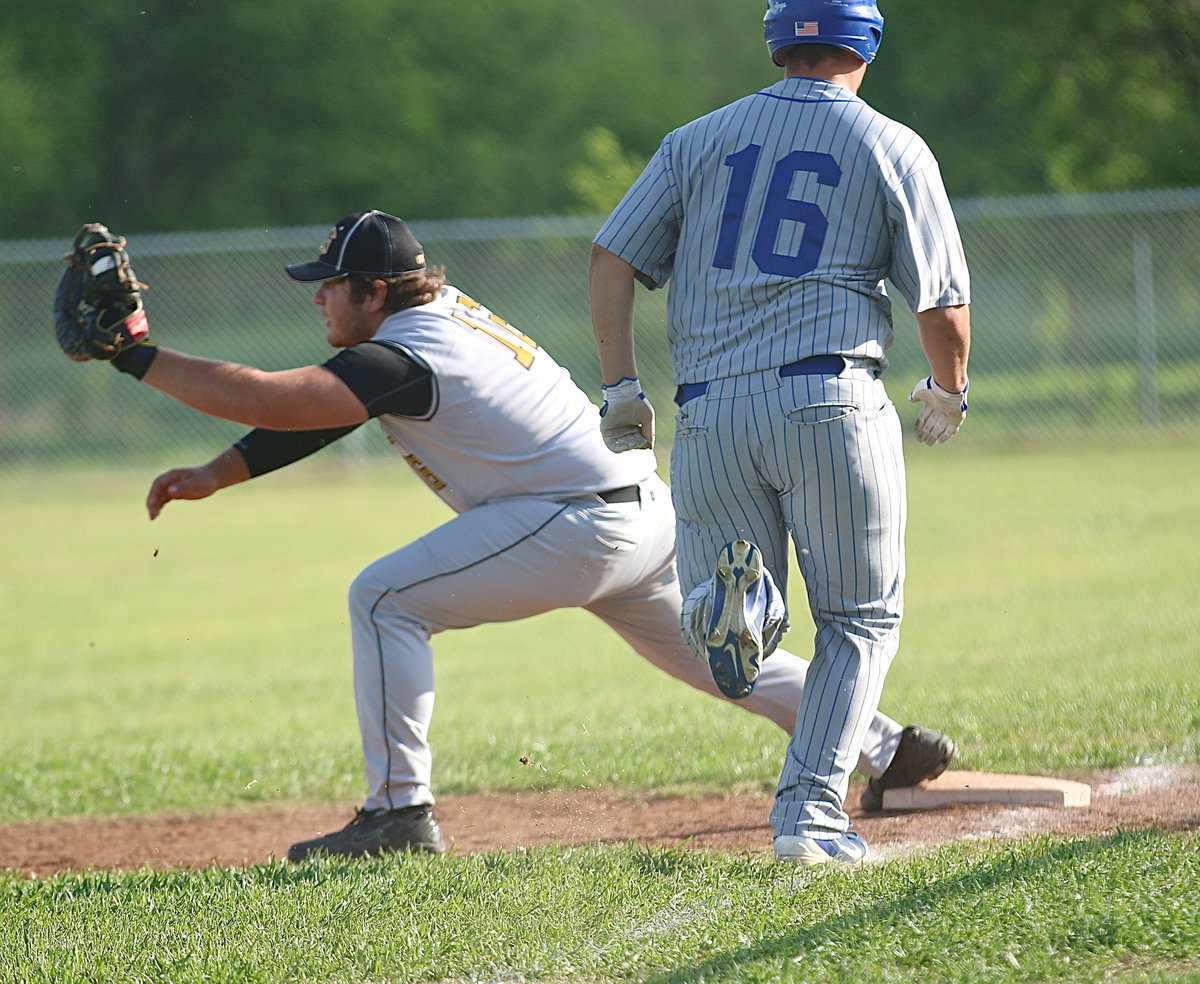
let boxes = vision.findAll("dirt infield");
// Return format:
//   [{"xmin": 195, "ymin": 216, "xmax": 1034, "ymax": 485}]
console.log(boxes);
[{"xmin": 2, "ymin": 765, "xmax": 1196, "ymax": 877}]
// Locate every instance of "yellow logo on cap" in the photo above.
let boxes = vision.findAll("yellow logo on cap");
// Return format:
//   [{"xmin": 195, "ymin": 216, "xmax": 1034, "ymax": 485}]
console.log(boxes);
[{"xmin": 320, "ymin": 226, "xmax": 339, "ymax": 255}]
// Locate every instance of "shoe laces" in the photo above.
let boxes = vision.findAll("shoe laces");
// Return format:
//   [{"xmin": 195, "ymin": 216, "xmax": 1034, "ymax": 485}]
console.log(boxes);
[{"xmin": 343, "ymin": 807, "xmax": 382, "ymax": 831}]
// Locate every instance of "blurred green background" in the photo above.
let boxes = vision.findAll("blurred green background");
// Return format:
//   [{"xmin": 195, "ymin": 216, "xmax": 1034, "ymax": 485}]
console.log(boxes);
[
  {"xmin": 4, "ymin": 0, "xmax": 1198, "ymax": 466},
  {"xmin": 2, "ymin": 0, "xmax": 1198, "ymax": 237},
  {"xmin": 4, "ymin": 196, "xmax": 1200, "ymax": 466}
]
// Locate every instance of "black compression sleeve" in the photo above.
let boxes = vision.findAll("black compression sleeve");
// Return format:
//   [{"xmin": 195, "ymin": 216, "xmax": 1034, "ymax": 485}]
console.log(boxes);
[
  {"xmin": 233, "ymin": 342, "xmax": 431, "ymax": 478},
  {"xmin": 234, "ymin": 424, "xmax": 362, "ymax": 478},
  {"xmin": 321, "ymin": 341, "xmax": 435, "ymax": 418}
]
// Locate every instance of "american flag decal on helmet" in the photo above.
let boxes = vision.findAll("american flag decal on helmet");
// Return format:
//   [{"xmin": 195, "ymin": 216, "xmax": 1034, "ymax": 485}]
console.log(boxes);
[{"xmin": 795, "ymin": 21, "xmax": 819, "ymax": 36}]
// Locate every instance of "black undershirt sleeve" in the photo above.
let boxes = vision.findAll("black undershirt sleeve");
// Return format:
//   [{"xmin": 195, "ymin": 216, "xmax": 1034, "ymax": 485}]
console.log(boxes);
[
  {"xmin": 234, "ymin": 424, "xmax": 362, "ymax": 478},
  {"xmin": 320, "ymin": 340, "xmax": 435, "ymax": 418},
  {"xmin": 233, "ymin": 341, "xmax": 435, "ymax": 478}
]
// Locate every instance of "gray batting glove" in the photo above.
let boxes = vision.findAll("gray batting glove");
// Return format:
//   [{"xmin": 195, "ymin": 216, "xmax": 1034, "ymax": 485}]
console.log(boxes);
[
  {"xmin": 600, "ymin": 377, "xmax": 655, "ymax": 452},
  {"xmin": 909, "ymin": 376, "xmax": 969, "ymax": 445}
]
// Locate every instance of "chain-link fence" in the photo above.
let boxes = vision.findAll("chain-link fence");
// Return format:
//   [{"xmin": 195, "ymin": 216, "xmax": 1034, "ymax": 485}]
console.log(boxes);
[{"xmin": 4, "ymin": 188, "xmax": 1199, "ymax": 468}]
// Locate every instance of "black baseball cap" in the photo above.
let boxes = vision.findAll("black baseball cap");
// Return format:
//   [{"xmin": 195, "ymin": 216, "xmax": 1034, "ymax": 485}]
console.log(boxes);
[{"xmin": 285, "ymin": 210, "xmax": 426, "ymax": 282}]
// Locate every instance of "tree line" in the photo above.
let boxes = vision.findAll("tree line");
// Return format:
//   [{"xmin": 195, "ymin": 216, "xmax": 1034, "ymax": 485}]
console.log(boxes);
[{"xmin": 3, "ymin": 0, "xmax": 1198, "ymax": 238}]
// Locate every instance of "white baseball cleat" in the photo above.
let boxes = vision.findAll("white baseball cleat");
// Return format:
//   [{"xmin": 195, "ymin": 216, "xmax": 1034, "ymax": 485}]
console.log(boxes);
[
  {"xmin": 704, "ymin": 540, "xmax": 769, "ymax": 700},
  {"xmin": 774, "ymin": 829, "xmax": 870, "ymax": 866}
]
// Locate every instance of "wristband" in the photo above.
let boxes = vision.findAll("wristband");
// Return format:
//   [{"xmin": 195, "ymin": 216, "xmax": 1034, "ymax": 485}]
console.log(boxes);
[
  {"xmin": 111, "ymin": 342, "xmax": 159, "ymax": 380},
  {"xmin": 601, "ymin": 377, "xmax": 645, "ymax": 403}
]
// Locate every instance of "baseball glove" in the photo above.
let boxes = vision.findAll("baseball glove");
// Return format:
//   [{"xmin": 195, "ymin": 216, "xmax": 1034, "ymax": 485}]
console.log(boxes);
[{"xmin": 54, "ymin": 222, "xmax": 150, "ymax": 363}]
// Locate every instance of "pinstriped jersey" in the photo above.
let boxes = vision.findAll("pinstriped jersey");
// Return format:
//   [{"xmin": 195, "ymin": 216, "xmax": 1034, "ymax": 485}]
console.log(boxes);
[
  {"xmin": 371, "ymin": 286, "xmax": 655, "ymax": 513},
  {"xmin": 594, "ymin": 76, "xmax": 970, "ymax": 384}
]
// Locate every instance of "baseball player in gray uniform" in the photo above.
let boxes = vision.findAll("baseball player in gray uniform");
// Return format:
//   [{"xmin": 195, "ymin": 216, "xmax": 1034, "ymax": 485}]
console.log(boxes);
[
  {"xmin": 92, "ymin": 209, "xmax": 953, "ymax": 860},
  {"xmin": 590, "ymin": 1, "xmax": 971, "ymax": 865}
]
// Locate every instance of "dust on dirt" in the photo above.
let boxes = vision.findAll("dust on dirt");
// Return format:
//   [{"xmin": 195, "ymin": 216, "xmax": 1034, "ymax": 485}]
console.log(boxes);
[{"xmin": 2, "ymin": 766, "xmax": 1196, "ymax": 877}]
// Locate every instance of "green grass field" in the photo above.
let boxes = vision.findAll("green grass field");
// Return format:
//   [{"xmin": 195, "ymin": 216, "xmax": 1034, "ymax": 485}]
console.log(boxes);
[{"xmin": 2, "ymin": 437, "xmax": 1198, "ymax": 983}]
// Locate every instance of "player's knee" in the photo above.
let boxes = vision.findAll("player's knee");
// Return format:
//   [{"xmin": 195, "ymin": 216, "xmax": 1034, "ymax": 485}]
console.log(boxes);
[
  {"xmin": 812, "ymin": 608, "xmax": 902, "ymax": 650},
  {"xmin": 348, "ymin": 564, "xmax": 402, "ymax": 618}
]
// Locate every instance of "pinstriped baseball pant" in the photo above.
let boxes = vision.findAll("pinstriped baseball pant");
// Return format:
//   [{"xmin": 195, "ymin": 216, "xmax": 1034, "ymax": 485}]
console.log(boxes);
[
  {"xmin": 671, "ymin": 365, "xmax": 906, "ymax": 838},
  {"xmin": 346, "ymin": 471, "xmax": 907, "ymax": 813}
]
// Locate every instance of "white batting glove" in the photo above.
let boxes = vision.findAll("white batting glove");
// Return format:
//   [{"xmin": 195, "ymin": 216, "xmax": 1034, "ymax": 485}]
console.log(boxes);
[
  {"xmin": 909, "ymin": 376, "xmax": 969, "ymax": 445},
  {"xmin": 600, "ymin": 377, "xmax": 655, "ymax": 452}
]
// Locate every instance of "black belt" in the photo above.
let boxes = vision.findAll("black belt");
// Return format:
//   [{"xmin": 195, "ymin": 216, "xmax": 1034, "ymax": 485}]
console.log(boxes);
[
  {"xmin": 597, "ymin": 484, "xmax": 640, "ymax": 504},
  {"xmin": 674, "ymin": 355, "xmax": 849, "ymax": 406}
]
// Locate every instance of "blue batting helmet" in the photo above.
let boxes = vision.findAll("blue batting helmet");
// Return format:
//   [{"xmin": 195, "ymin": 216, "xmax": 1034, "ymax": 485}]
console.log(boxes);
[{"xmin": 763, "ymin": 0, "xmax": 884, "ymax": 66}]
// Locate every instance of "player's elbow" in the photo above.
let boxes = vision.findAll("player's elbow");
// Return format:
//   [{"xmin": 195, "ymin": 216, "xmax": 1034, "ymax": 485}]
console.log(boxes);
[
  {"xmin": 915, "ymin": 304, "xmax": 970, "ymax": 337},
  {"xmin": 589, "ymin": 244, "xmax": 634, "ymax": 281}
]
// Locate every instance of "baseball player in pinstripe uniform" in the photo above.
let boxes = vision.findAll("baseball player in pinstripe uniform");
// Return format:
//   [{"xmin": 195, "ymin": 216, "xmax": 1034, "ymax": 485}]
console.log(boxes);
[
  {"xmin": 590, "ymin": 1, "xmax": 971, "ymax": 864},
  {"xmin": 95, "ymin": 209, "xmax": 955, "ymax": 860}
]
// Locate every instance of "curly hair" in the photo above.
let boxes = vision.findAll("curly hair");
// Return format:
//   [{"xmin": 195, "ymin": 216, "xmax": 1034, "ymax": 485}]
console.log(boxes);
[{"xmin": 346, "ymin": 266, "xmax": 448, "ymax": 312}]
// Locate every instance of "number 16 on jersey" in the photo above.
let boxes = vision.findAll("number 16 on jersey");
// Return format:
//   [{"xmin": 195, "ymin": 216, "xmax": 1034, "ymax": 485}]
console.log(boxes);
[{"xmin": 712, "ymin": 146, "xmax": 842, "ymax": 278}]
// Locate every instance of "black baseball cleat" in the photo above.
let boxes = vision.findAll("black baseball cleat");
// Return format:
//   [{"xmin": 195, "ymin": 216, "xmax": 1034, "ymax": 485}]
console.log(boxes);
[
  {"xmin": 860, "ymin": 726, "xmax": 958, "ymax": 812},
  {"xmin": 287, "ymin": 805, "xmax": 445, "ymax": 862}
]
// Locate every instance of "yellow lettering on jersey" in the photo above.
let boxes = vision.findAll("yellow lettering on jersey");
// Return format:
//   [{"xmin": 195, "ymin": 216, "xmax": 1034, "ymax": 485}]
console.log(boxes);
[
  {"xmin": 452, "ymin": 294, "xmax": 539, "ymax": 369},
  {"xmin": 403, "ymin": 453, "xmax": 446, "ymax": 491}
]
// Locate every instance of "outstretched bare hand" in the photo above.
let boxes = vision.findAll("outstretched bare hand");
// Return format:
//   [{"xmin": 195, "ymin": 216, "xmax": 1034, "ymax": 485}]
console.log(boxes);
[{"xmin": 146, "ymin": 466, "xmax": 220, "ymax": 520}]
